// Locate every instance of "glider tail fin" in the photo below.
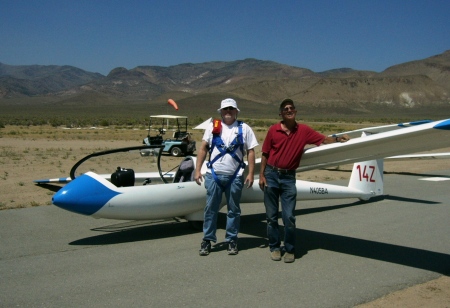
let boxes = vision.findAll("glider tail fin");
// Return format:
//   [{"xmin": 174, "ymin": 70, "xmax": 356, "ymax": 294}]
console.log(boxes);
[{"xmin": 348, "ymin": 159, "xmax": 384, "ymax": 200}]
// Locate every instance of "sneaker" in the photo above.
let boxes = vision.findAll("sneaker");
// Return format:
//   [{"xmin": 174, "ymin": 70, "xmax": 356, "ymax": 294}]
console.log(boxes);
[
  {"xmin": 284, "ymin": 252, "xmax": 295, "ymax": 263},
  {"xmin": 227, "ymin": 241, "xmax": 238, "ymax": 255},
  {"xmin": 271, "ymin": 250, "xmax": 281, "ymax": 261},
  {"xmin": 199, "ymin": 240, "xmax": 211, "ymax": 256}
]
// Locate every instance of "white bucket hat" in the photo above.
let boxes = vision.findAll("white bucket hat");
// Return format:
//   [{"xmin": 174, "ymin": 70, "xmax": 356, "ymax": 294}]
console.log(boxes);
[{"xmin": 217, "ymin": 98, "xmax": 240, "ymax": 112}]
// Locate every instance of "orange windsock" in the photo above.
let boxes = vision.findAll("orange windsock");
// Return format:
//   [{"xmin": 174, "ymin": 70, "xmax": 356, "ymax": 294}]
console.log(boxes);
[{"xmin": 168, "ymin": 99, "xmax": 179, "ymax": 111}]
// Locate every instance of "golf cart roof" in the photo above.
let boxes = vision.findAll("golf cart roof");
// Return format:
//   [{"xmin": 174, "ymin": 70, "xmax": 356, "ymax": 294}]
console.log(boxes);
[{"xmin": 150, "ymin": 115, "xmax": 188, "ymax": 119}]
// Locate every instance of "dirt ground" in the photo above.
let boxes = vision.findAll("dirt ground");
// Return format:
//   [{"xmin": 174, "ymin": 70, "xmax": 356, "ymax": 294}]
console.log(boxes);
[{"xmin": 1, "ymin": 126, "xmax": 449, "ymax": 306}]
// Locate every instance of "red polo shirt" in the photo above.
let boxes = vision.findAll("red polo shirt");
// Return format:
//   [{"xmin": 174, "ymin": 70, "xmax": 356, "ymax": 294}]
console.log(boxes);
[{"xmin": 262, "ymin": 122, "xmax": 325, "ymax": 170}]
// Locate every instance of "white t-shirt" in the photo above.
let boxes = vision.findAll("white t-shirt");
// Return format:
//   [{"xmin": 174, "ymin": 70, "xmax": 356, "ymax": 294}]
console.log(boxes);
[{"xmin": 203, "ymin": 120, "xmax": 258, "ymax": 176}]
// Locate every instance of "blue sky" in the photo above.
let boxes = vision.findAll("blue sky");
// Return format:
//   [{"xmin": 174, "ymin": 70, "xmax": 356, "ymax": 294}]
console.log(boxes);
[{"xmin": 1, "ymin": 0, "xmax": 449, "ymax": 75}]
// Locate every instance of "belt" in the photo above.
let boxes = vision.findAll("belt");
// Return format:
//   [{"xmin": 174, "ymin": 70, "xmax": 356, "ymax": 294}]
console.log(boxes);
[{"xmin": 266, "ymin": 164, "xmax": 296, "ymax": 175}]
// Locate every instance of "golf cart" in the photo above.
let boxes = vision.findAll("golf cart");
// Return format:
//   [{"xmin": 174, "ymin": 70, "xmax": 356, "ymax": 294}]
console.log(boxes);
[{"xmin": 142, "ymin": 115, "xmax": 196, "ymax": 157}]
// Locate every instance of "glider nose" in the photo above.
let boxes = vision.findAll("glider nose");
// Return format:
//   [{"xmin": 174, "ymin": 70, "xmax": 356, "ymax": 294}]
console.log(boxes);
[
  {"xmin": 52, "ymin": 173, "xmax": 120, "ymax": 216},
  {"xmin": 434, "ymin": 119, "xmax": 450, "ymax": 130}
]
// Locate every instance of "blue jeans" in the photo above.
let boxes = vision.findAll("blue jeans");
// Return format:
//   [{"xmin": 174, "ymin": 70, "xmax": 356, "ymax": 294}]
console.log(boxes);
[
  {"xmin": 263, "ymin": 169, "xmax": 297, "ymax": 253},
  {"xmin": 203, "ymin": 172, "xmax": 243, "ymax": 243}
]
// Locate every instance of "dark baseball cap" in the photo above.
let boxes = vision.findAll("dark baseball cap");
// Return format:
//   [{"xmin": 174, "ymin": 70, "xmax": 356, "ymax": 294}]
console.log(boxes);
[{"xmin": 279, "ymin": 98, "xmax": 294, "ymax": 110}]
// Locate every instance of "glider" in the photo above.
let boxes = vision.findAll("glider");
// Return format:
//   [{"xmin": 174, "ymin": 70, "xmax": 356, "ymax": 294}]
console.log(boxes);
[{"xmin": 36, "ymin": 118, "xmax": 450, "ymax": 225}]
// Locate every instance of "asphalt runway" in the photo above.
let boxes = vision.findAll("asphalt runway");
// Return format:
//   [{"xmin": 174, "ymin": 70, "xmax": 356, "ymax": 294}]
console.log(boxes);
[{"xmin": 1, "ymin": 169, "xmax": 450, "ymax": 307}]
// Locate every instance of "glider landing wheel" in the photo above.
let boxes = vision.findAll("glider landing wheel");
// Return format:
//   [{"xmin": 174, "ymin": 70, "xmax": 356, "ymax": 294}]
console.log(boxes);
[{"xmin": 188, "ymin": 221, "xmax": 203, "ymax": 231}]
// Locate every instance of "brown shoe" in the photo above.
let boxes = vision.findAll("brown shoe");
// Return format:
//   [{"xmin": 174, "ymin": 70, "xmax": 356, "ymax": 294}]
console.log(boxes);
[
  {"xmin": 271, "ymin": 250, "xmax": 281, "ymax": 261},
  {"xmin": 284, "ymin": 252, "xmax": 295, "ymax": 263}
]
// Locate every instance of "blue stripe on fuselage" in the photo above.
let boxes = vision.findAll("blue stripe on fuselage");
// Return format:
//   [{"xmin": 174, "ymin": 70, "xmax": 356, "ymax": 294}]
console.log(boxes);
[
  {"xmin": 397, "ymin": 120, "xmax": 431, "ymax": 127},
  {"xmin": 52, "ymin": 174, "xmax": 120, "ymax": 216}
]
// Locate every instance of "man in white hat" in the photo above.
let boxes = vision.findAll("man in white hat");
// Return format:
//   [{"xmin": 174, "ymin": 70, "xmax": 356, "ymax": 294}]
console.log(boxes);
[{"xmin": 195, "ymin": 98, "xmax": 258, "ymax": 256}]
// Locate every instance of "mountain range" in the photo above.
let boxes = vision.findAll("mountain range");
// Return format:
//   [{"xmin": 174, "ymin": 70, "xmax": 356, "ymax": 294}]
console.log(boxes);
[{"xmin": 1, "ymin": 50, "xmax": 449, "ymax": 120}]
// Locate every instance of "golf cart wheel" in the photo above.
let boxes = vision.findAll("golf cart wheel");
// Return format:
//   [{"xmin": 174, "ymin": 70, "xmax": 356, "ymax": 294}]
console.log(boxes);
[{"xmin": 170, "ymin": 146, "xmax": 182, "ymax": 157}]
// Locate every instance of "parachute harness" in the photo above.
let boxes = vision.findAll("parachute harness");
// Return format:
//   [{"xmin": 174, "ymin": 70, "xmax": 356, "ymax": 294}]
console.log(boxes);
[{"xmin": 206, "ymin": 119, "xmax": 246, "ymax": 189}]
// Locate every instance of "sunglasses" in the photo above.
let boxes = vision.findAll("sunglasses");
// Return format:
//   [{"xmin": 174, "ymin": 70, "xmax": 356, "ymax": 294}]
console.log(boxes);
[
  {"xmin": 222, "ymin": 107, "xmax": 236, "ymax": 111},
  {"xmin": 282, "ymin": 106, "xmax": 296, "ymax": 112}
]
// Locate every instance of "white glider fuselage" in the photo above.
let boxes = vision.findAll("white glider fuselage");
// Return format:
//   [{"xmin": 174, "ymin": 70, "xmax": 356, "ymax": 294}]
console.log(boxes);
[
  {"xmin": 52, "ymin": 159, "xmax": 383, "ymax": 221},
  {"xmin": 49, "ymin": 118, "xmax": 450, "ymax": 222}
]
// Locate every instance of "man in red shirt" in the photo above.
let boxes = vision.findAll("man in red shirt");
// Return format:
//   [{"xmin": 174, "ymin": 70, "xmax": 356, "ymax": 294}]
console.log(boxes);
[{"xmin": 258, "ymin": 99, "xmax": 349, "ymax": 263}]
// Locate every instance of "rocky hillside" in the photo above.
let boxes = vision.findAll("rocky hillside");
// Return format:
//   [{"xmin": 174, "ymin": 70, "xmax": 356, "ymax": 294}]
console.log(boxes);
[
  {"xmin": 1, "ymin": 50, "xmax": 449, "ymax": 119},
  {"xmin": 0, "ymin": 63, "xmax": 103, "ymax": 96}
]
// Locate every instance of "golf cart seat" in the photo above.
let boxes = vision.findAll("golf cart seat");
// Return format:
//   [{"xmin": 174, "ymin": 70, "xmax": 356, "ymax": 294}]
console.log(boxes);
[{"xmin": 173, "ymin": 131, "xmax": 188, "ymax": 140}]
